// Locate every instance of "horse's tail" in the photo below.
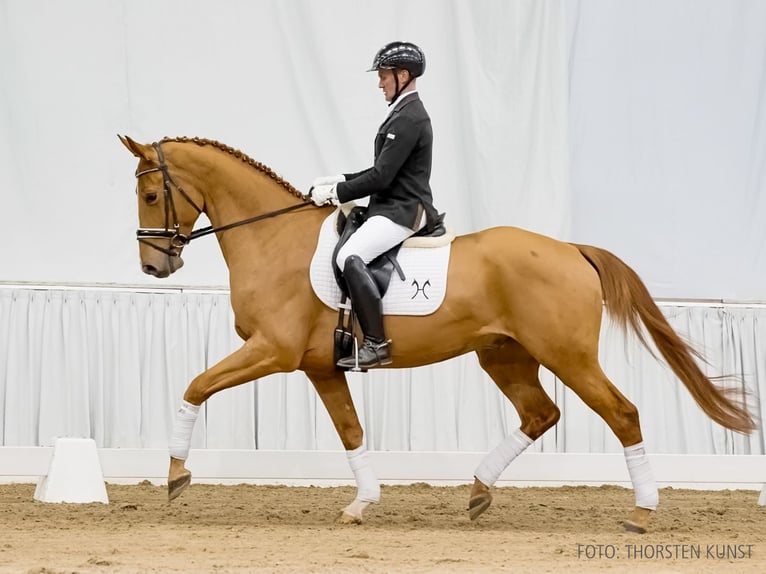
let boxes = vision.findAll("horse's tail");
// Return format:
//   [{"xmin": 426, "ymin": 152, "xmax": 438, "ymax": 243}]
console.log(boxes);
[{"xmin": 573, "ymin": 243, "xmax": 755, "ymax": 434}]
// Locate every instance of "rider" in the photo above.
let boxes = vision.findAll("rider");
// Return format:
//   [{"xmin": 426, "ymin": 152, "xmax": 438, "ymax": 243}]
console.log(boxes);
[{"xmin": 311, "ymin": 41, "xmax": 441, "ymax": 369}]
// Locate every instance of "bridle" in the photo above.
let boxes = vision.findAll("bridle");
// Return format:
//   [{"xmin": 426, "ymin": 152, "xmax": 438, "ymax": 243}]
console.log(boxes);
[{"xmin": 135, "ymin": 141, "xmax": 313, "ymax": 257}]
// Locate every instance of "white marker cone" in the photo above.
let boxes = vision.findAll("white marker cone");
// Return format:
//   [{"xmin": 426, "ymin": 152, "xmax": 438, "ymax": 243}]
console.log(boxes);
[{"xmin": 34, "ymin": 437, "xmax": 109, "ymax": 504}]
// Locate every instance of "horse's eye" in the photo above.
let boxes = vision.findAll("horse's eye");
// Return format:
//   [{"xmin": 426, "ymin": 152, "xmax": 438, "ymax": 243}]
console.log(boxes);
[{"xmin": 145, "ymin": 192, "xmax": 159, "ymax": 204}]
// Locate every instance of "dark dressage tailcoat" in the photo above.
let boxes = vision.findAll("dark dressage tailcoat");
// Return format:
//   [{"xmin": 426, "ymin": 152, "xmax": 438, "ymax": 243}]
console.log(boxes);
[{"xmin": 336, "ymin": 92, "xmax": 440, "ymax": 231}]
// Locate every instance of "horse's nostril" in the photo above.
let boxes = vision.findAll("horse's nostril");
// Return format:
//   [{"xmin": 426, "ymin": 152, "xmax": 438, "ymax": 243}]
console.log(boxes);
[{"xmin": 142, "ymin": 264, "xmax": 158, "ymax": 276}]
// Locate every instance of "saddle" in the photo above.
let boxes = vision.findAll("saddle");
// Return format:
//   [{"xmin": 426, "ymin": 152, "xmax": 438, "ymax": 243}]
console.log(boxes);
[
  {"xmin": 331, "ymin": 206, "xmax": 447, "ymax": 366},
  {"xmin": 331, "ymin": 206, "xmax": 447, "ymax": 298}
]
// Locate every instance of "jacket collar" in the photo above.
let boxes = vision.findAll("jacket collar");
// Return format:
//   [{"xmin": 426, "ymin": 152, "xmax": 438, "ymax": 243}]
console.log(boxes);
[{"xmin": 385, "ymin": 91, "xmax": 419, "ymax": 120}]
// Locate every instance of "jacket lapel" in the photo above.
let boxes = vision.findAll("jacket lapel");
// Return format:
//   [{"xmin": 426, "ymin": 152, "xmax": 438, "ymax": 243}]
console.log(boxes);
[{"xmin": 375, "ymin": 93, "xmax": 420, "ymax": 157}]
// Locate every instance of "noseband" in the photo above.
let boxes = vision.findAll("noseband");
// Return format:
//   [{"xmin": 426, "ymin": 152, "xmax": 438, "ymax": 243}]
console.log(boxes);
[{"xmin": 134, "ymin": 142, "xmax": 313, "ymax": 257}]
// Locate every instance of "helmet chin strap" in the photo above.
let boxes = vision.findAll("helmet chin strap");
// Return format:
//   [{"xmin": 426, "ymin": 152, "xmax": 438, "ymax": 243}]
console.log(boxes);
[{"xmin": 388, "ymin": 71, "xmax": 414, "ymax": 106}]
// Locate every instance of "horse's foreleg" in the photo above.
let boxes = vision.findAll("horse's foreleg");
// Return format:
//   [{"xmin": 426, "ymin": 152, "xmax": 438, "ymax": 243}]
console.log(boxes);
[
  {"xmin": 167, "ymin": 337, "xmax": 290, "ymax": 502},
  {"xmin": 307, "ymin": 371, "xmax": 380, "ymax": 525},
  {"xmin": 471, "ymin": 341, "xmax": 561, "ymax": 520}
]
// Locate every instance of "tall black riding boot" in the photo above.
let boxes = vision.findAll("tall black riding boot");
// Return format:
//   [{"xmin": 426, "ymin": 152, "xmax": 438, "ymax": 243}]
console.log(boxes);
[{"xmin": 336, "ymin": 255, "xmax": 392, "ymax": 369}]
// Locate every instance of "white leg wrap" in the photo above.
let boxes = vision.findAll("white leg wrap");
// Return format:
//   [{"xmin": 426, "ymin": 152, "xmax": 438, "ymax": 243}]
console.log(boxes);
[
  {"xmin": 625, "ymin": 442, "xmax": 659, "ymax": 510},
  {"xmin": 347, "ymin": 445, "xmax": 380, "ymax": 503},
  {"xmin": 475, "ymin": 428, "xmax": 534, "ymax": 487},
  {"xmin": 168, "ymin": 400, "xmax": 200, "ymax": 460}
]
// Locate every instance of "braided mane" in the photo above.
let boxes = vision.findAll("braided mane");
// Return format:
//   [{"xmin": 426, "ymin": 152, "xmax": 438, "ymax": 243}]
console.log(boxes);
[{"xmin": 160, "ymin": 136, "xmax": 309, "ymax": 202}]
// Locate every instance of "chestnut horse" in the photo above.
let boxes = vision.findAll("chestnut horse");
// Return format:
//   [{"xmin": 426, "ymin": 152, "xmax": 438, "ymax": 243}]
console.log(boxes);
[{"xmin": 120, "ymin": 135, "xmax": 753, "ymax": 532}]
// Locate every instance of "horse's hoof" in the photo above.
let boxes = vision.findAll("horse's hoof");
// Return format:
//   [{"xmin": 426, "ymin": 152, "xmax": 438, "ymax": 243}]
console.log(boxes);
[
  {"xmin": 623, "ymin": 520, "xmax": 646, "ymax": 534},
  {"xmin": 167, "ymin": 470, "xmax": 192, "ymax": 502},
  {"xmin": 336, "ymin": 511, "xmax": 362, "ymax": 525},
  {"xmin": 468, "ymin": 491, "xmax": 493, "ymax": 521},
  {"xmin": 623, "ymin": 507, "xmax": 653, "ymax": 534}
]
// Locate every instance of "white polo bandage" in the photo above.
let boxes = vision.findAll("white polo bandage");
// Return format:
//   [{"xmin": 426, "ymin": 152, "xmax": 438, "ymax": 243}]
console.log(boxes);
[
  {"xmin": 168, "ymin": 400, "xmax": 200, "ymax": 460},
  {"xmin": 474, "ymin": 428, "xmax": 534, "ymax": 487},
  {"xmin": 624, "ymin": 442, "xmax": 659, "ymax": 510},
  {"xmin": 347, "ymin": 445, "xmax": 380, "ymax": 503}
]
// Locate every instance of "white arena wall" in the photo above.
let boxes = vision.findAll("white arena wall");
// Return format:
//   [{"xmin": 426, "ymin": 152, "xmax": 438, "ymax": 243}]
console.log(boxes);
[
  {"xmin": 1, "ymin": 1, "xmax": 765, "ymax": 488},
  {"xmin": 4, "ymin": 448, "xmax": 766, "ymax": 492}
]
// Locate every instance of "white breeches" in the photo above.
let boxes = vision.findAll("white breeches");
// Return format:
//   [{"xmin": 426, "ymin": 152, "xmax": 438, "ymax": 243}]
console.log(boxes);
[{"xmin": 336, "ymin": 214, "xmax": 423, "ymax": 269}]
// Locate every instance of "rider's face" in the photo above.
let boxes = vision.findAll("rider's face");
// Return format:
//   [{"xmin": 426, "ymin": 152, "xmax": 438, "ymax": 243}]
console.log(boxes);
[
  {"xmin": 377, "ymin": 70, "xmax": 396, "ymax": 102},
  {"xmin": 377, "ymin": 69, "xmax": 409, "ymax": 103}
]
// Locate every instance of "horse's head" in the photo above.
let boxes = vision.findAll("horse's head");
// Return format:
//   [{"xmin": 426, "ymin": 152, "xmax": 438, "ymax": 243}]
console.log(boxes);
[{"xmin": 119, "ymin": 135, "xmax": 205, "ymax": 278}]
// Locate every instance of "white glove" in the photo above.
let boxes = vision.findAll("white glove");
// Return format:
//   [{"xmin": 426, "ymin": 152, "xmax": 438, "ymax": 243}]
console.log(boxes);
[
  {"xmin": 312, "ymin": 174, "xmax": 345, "ymax": 187},
  {"xmin": 311, "ymin": 183, "xmax": 338, "ymax": 206}
]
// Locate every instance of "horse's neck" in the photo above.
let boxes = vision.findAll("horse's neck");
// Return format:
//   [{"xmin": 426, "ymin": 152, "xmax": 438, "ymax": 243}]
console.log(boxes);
[
  {"xmin": 202, "ymin": 161, "xmax": 288, "ymax": 222},
  {"xmin": 199, "ymin": 165, "xmax": 321, "ymax": 292}
]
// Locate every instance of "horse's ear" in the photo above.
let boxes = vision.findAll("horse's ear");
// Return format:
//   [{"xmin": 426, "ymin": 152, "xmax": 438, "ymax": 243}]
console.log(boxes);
[{"xmin": 118, "ymin": 134, "xmax": 152, "ymax": 160}]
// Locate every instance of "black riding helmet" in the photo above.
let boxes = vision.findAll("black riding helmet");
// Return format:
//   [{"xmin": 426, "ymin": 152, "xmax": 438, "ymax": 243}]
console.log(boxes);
[{"xmin": 368, "ymin": 41, "xmax": 425, "ymax": 105}]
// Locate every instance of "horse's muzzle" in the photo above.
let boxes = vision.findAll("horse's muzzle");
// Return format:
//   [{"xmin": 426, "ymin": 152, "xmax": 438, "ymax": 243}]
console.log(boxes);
[{"xmin": 142, "ymin": 256, "xmax": 184, "ymax": 278}]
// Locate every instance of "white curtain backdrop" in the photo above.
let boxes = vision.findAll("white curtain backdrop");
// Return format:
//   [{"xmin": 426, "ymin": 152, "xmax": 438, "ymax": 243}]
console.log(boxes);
[
  {"xmin": 0, "ymin": 0, "xmax": 568, "ymax": 286},
  {"xmin": 2, "ymin": 287, "xmax": 763, "ymax": 455},
  {"xmin": 2, "ymin": 1, "xmax": 765, "ymax": 457},
  {"xmin": 566, "ymin": 0, "xmax": 766, "ymax": 300}
]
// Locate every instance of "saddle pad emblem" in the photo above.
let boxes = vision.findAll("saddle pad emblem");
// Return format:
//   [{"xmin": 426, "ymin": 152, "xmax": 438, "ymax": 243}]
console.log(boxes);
[{"xmin": 309, "ymin": 212, "xmax": 451, "ymax": 316}]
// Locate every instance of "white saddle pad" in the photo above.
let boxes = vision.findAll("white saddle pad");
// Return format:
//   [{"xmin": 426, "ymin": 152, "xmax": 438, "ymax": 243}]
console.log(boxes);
[{"xmin": 309, "ymin": 211, "xmax": 451, "ymax": 316}]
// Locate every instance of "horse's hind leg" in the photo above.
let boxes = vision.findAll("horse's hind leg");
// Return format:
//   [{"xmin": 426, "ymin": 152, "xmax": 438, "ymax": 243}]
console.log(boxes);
[
  {"xmin": 307, "ymin": 370, "xmax": 379, "ymax": 525},
  {"xmin": 471, "ymin": 339, "xmax": 561, "ymax": 520},
  {"xmin": 551, "ymin": 357, "xmax": 657, "ymax": 533}
]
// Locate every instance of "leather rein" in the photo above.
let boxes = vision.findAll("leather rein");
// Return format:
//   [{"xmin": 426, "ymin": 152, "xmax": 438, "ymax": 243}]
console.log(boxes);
[{"xmin": 134, "ymin": 142, "xmax": 313, "ymax": 257}]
